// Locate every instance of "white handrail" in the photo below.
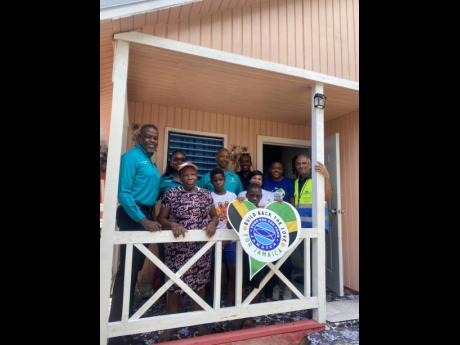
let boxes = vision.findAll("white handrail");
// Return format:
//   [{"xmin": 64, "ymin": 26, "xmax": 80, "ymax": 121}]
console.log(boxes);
[
  {"xmin": 112, "ymin": 228, "xmax": 319, "ymax": 244},
  {"xmin": 106, "ymin": 229, "xmax": 319, "ymax": 341}
]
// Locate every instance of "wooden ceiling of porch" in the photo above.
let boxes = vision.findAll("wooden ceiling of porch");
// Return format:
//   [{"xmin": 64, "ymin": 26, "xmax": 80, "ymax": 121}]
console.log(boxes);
[{"xmin": 126, "ymin": 41, "xmax": 359, "ymax": 125}]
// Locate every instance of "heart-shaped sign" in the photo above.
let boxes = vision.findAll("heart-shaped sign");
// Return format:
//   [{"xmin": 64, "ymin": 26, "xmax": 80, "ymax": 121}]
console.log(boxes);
[{"xmin": 227, "ymin": 200, "xmax": 301, "ymax": 280}]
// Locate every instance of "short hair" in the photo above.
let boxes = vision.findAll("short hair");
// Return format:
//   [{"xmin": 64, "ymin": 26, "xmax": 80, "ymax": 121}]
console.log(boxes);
[
  {"xmin": 295, "ymin": 153, "xmax": 311, "ymax": 162},
  {"xmin": 239, "ymin": 153, "xmax": 252, "ymax": 162},
  {"xmin": 210, "ymin": 168, "xmax": 225, "ymax": 180},
  {"xmin": 216, "ymin": 147, "xmax": 230, "ymax": 156},
  {"xmin": 292, "ymin": 154, "xmax": 311, "ymax": 177},
  {"xmin": 248, "ymin": 170, "xmax": 263, "ymax": 179},
  {"xmin": 140, "ymin": 124, "xmax": 158, "ymax": 134},
  {"xmin": 247, "ymin": 183, "xmax": 262, "ymax": 193},
  {"xmin": 270, "ymin": 161, "xmax": 283, "ymax": 168}
]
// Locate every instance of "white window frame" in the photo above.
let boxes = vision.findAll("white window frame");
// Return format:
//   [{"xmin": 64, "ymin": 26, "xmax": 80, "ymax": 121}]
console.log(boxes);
[{"xmin": 163, "ymin": 127, "xmax": 228, "ymax": 173}]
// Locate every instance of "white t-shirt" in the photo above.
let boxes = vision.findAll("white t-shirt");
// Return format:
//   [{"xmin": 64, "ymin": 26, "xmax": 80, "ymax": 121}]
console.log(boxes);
[
  {"xmin": 238, "ymin": 189, "xmax": 274, "ymax": 208},
  {"xmin": 211, "ymin": 191, "xmax": 237, "ymax": 229}
]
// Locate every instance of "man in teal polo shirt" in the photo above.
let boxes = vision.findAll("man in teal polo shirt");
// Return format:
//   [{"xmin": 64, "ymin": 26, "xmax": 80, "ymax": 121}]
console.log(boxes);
[
  {"xmin": 109, "ymin": 124, "xmax": 162, "ymax": 345},
  {"xmin": 197, "ymin": 147, "xmax": 244, "ymax": 195}
]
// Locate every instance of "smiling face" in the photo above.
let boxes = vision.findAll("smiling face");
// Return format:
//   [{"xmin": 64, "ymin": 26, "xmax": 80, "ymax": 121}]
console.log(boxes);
[
  {"xmin": 171, "ymin": 151, "xmax": 186, "ymax": 171},
  {"xmin": 179, "ymin": 166, "xmax": 198, "ymax": 190},
  {"xmin": 239, "ymin": 154, "xmax": 252, "ymax": 172},
  {"xmin": 295, "ymin": 155, "xmax": 311, "ymax": 178},
  {"xmin": 249, "ymin": 174, "xmax": 263, "ymax": 186},
  {"xmin": 138, "ymin": 127, "xmax": 159, "ymax": 154},
  {"xmin": 216, "ymin": 149, "xmax": 230, "ymax": 170},
  {"xmin": 269, "ymin": 162, "xmax": 284, "ymax": 181}
]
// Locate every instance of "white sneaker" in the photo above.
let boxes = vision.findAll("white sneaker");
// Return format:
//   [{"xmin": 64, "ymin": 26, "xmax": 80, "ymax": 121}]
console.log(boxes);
[
  {"xmin": 282, "ymin": 287, "xmax": 293, "ymax": 300},
  {"xmin": 272, "ymin": 284, "xmax": 280, "ymax": 301}
]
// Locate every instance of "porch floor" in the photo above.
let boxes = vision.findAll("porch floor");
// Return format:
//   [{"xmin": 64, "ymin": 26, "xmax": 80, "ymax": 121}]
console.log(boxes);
[{"xmin": 117, "ymin": 287, "xmax": 359, "ymax": 345}]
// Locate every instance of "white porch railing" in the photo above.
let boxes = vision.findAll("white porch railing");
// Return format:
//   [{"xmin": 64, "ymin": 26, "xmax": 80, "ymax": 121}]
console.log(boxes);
[{"xmin": 105, "ymin": 227, "xmax": 322, "ymax": 340}]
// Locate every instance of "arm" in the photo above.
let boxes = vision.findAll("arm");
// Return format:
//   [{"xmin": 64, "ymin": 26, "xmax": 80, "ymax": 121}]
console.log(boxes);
[
  {"xmin": 118, "ymin": 154, "xmax": 146, "ymax": 223},
  {"xmin": 205, "ymin": 206, "xmax": 219, "ymax": 238},
  {"xmin": 141, "ymin": 202, "xmax": 161, "ymax": 232},
  {"xmin": 315, "ymin": 162, "xmax": 333, "ymax": 205},
  {"xmin": 118, "ymin": 155, "xmax": 161, "ymax": 231},
  {"xmin": 158, "ymin": 206, "xmax": 187, "ymax": 238}
]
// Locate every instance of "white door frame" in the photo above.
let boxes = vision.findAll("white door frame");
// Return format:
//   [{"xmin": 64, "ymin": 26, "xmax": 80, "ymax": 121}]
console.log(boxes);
[
  {"xmin": 256, "ymin": 135, "xmax": 311, "ymax": 171},
  {"xmin": 257, "ymin": 133, "xmax": 344, "ymax": 298}
]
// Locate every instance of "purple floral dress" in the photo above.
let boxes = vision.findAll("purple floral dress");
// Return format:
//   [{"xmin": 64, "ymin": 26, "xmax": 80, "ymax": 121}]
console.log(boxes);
[{"xmin": 162, "ymin": 187, "xmax": 213, "ymax": 295}]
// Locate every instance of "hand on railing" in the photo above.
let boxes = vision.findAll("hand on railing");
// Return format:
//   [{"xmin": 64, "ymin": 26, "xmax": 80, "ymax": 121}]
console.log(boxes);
[
  {"xmin": 171, "ymin": 222, "xmax": 188, "ymax": 238},
  {"xmin": 140, "ymin": 218, "xmax": 162, "ymax": 232},
  {"xmin": 204, "ymin": 222, "xmax": 217, "ymax": 238}
]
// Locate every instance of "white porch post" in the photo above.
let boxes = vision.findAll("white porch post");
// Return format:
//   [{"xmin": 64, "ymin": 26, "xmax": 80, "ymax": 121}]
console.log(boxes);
[
  {"xmin": 111, "ymin": 95, "xmax": 130, "ymax": 280},
  {"xmin": 100, "ymin": 40, "xmax": 130, "ymax": 345},
  {"xmin": 310, "ymin": 83, "xmax": 327, "ymax": 323}
]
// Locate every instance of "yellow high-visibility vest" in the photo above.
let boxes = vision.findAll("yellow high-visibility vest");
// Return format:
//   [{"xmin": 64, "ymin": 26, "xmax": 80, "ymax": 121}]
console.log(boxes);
[{"xmin": 294, "ymin": 177, "xmax": 313, "ymax": 206}]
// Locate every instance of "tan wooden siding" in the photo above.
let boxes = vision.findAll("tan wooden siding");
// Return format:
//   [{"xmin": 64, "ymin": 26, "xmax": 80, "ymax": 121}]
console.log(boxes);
[
  {"xmin": 135, "ymin": 0, "xmax": 359, "ymax": 81},
  {"xmin": 126, "ymin": 101, "xmax": 311, "ymax": 173},
  {"xmin": 325, "ymin": 110, "xmax": 358, "ymax": 291},
  {"xmin": 100, "ymin": 0, "xmax": 359, "ymax": 141},
  {"xmin": 103, "ymin": 0, "xmax": 358, "ymax": 86},
  {"xmin": 100, "ymin": 22, "xmax": 114, "ymax": 143}
]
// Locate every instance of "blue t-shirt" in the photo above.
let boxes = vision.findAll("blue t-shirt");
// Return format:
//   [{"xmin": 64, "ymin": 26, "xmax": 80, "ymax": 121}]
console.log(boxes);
[{"xmin": 263, "ymin": 176, "xmax": 294, "ymax": 202}]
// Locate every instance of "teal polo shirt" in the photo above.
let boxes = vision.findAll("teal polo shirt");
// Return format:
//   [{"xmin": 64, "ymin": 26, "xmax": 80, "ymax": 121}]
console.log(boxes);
[
  {"xmin": 159, "ymin": 174, "xmax": 182, "ymax": 199},
  {"xmin": 118, "ymin": 144, "xmax": 160, "ymax": 222},
  {"xmin": 197, "ymin": 169, "xmax": 244, "ymax": 195}
]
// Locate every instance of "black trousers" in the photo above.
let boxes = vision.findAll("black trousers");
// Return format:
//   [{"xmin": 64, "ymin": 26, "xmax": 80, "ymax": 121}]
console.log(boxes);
[{"xmin": 108, "ymin": 205, "xmax": 152, "ymax": 322}]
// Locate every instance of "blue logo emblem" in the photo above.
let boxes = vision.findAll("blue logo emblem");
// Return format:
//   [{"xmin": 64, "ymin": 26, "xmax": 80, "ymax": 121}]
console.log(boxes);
[{"xmin": 249, "ymin": 217, "xmax": 281, "ymax": 251}]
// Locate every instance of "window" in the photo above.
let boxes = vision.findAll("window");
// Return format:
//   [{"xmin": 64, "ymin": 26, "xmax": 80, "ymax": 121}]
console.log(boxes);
[{"xmin": 165, "ymin": 129, "xmax": 226, "ymax": 177}]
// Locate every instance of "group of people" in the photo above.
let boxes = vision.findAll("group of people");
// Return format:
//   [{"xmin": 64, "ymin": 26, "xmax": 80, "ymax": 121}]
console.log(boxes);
[{"xmin": 107, "ymin": 124, "xmax": 332, "ymax": 345}]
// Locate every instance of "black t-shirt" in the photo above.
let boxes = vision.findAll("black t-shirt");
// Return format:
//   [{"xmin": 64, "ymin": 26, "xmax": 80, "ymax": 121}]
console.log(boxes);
[{"xmin": 237, "ymin": 170, "xmax": 251, "ymax": 190}]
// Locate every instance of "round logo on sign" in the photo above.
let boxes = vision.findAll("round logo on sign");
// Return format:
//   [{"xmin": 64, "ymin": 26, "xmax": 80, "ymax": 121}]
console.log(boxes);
[{"xmin": 239, "ymin": 209, "xmax": 290, "ymax": 262}]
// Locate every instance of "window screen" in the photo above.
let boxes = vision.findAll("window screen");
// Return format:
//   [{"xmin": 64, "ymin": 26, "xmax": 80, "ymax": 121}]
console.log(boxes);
[{"xmin": 167, "ymin": 131, "xmax": 224, "ymax": 177}]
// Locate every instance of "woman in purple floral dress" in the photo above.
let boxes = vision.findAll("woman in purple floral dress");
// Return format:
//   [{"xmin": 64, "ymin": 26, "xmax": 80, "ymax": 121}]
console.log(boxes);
[{"xmin": 158, "ymin": 161, "xmax": 218, "ymax": 340}]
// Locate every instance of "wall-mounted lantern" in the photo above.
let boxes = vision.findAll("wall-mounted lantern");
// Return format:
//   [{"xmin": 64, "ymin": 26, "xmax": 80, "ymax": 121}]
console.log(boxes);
[{"xmin": 313, "ymin": 93, "xmax": 327, "ymax": 109}]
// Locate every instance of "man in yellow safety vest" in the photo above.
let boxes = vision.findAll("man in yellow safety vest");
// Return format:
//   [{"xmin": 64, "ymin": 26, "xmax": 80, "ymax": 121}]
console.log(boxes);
[{"xmin": 293, "ymin": 154, "xmax": 332, "ymax": 231}]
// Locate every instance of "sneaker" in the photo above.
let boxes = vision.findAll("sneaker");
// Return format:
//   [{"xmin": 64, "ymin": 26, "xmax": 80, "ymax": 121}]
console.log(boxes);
[
  {"xmin": 282, "ymin": 287, "xmax": 293, "ymax": 300},
  {"xmin": 272, "ymin": 285, "xmax": 280, "ymax": 301}
]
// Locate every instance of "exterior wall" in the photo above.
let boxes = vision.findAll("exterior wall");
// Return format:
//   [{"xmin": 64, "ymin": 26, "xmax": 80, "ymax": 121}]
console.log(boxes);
[
  {"xmin": 127, "ymin": 101, "xmax": 312, "ymax": 174},
  {"xmin": 116, "ymin": 0, "xmax": 359, "ymax": 81},
  {"xmin": 100, "ymin": 0, "xmax": 359, "ymax": 141},
  {"xmin": 325, "ymin": 110, "xmax": 358, "ymax": 291}
]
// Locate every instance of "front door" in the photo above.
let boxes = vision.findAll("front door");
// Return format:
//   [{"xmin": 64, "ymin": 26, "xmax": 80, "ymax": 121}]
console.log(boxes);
[{"xmin": 325, "ymin": 133, "xmax": 344, "ymax": 296}]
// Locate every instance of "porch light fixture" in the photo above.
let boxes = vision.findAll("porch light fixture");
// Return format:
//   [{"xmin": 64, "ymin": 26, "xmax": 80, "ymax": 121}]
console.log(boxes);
[{"xmin": 314, "ymin": 93, "xmax": 327, "ymax": 109}]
